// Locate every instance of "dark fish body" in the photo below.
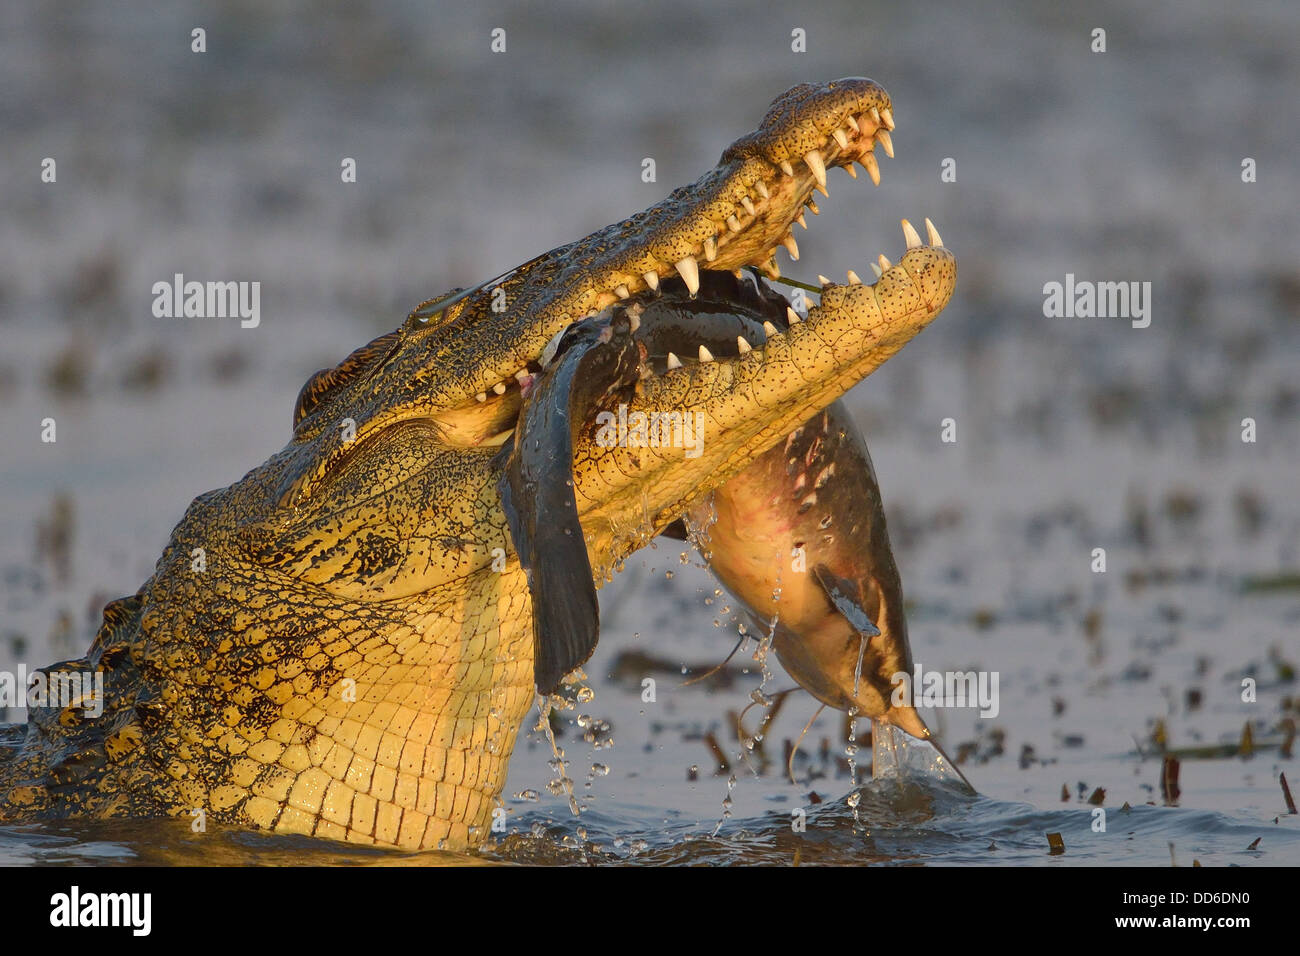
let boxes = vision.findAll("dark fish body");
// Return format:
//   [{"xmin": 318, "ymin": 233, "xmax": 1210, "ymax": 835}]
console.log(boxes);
[{"xmin": 498, "ymin": 310, "xmax": 643, "ymax": 693}]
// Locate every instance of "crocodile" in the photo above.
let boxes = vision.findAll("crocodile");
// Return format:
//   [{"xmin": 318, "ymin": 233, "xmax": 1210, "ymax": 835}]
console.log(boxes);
[{"xmin": 0, "ymin": 78, "xmax": 956, "ymax": 852}]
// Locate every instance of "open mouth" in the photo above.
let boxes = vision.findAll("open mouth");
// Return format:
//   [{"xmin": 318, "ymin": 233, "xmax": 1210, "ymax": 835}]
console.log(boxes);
[
  {"xmin": 447, "ymin": 215, "xmax": 947, "ymax": 449},
  {"xmin": 449, "ymin": 78, "xmax": 902, "ymax": 408}
]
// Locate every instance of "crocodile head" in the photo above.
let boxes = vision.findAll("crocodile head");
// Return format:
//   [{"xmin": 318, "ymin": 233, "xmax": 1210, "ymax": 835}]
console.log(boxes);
[
  {"xmin": 277, "ymin": 76, "xmax": 952, "ymax": 600},
  {"xmin": 0, "ymin": 79, "xmax": 955, "ymax": 852}
]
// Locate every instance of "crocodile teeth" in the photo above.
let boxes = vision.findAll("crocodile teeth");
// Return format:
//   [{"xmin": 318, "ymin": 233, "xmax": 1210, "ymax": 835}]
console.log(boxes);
[
  {"xmin": 846, "ymin": 114, "xmax": 860, "ymax": 133},
  {"xmin": 643, "ymin": 271, "xmax": 659, "ymax": 291},
  {"xmin": 615, "ymin": 284, "xmax": 630, "ymax": 299},
  {"xmin": 676, "ymin": 256, "xmax": 700, "ymax": 294},
  {"xmin": 804, "ymin": 149, "xmax": 826, "ymax": 188},
  {"xmin": 787, "ymin": 307, "xmax": 802, "ymax": 324},
  {"xmin": 781, "ymin": 234, "xmax": 799, "ymax": 261},
  {"xmin": 862, "ymin": 153, "xmax": 881, "ymax": 186},
  {"xmin": 832, "ymin": 128, "xmax": 849, "ymax": 149},
  {"xmin": 880, "ymin": 107, "xmax": 895, "ymax": 130},
  {"xmin": 844, "ymin": 163, "xmax": 857, "ymax": 178},
  {"xmin": 818, "ymin": 274, "xmax": 832, "ymax": 287},
  {"xmin": 742, "ymin": 196, "xmax": 756, "ymax": 216},
  {"xmin": 703, "ymin": 236, "xmax": 717, "ymax": 262},
  {"xmin": 698, "ymin": 345, "xmax": 714, "ymax": 363},
  {"xmin": 901, "ymin": 219, "xmax": 922, "ymax": 249},
  {"xmin": 727, "ymin": 214, "xmax": 742, "ymax": 233},
  {"xmin": 846, "ymin": 270, "xmax": 862, "ymax": 285},
  {"xmin": 780, "ymin": 160, "xmax": 795, "ymax": 176},
  {"xmin": 737, "ymin": 336, "xmax": 752, "ymax": 355},
  {"xmin": 924, "ymin": 217, "xmax": 944, "ymax": 247},
  {"xmin": 515, "ymin": 368, "xmax": 531, "ymax": 383},
  {"xmin": 878, "ymin": 253, "xmax": 893, "ymax": 270},
  {"xmin": 869, "ymin": 106, "xmax": 881, "ymax": 127},
  {"xmin": 755, "ymin": 181, "xmax": 770, "ymax": 199},
  {"xmin": 760, "ymin": 257, "xmax": 780, "ymax": 280},
  {"xmin": 806, "ymin": 198, "xmax": 819, "ymax": 215},
  {"xmin": 796, "ymin": 212, "xmax": 807, "ymax": 230},
  {"xmin": 666, "ymin": 351, "xmax": 683, "ymax": 370},
  {"xmin": 875, "ymin": 129, "xmax": 894, "ymax": 158},
  {"xmin": 476, "ymin": 392, "xmax": 487, "ymax": 402},
  {"xmin": 492, "ymin": 382, "xmax": 507, "ymax": 395},
  {"xmin": 763, "ymin": 320, "xmax": 780, "ymax": 338},
  {"xmin": 870, "ymin": 262, "xmax": 883, "ymax": 279}
]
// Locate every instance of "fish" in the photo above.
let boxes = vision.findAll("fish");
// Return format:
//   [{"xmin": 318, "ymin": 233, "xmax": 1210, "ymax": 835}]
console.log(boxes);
[{"xmin": 501, "ymin": 269, "xmax": 972, "ymax": 790}]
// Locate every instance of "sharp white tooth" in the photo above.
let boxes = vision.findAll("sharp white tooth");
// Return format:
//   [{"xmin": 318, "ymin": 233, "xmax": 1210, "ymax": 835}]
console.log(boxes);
[
  {"xmin": 846, "ymin": 114, "xmax": 860, "ymax": 132},
  {"xmin": 878, "ymin": 254, "xmax": 893, "ymax": 270},
  {"xmin": 539, "ymin": 325, "xmax": 568, "ymax": 367},
  {"xmin": 698, "ymin": 345, "xmax": 714, "ymax": 363},
  {"xmin": 781, "ymin": 234, "xmax": 799, "ymax": 261},
  {"xmin": 787, "ymin": 307, "xmax": 802, "ymax": 324},
  {"xmin": 615, "ymin": 284, "xmax": 630, "ymax": 299},
  {"xmin": 755, "ymin": 180, "xmax": 770, "ymax": 199},
  {"xmin": 863, "ymin": 153, "xmax": 880, "ymax": 186},
  {"xmin": 870, "ymin": 262, "xmax": 883, "ymax": 278},
  {"xmin": 875, "ymin": 129, "xmax": 894, "ymax": 158},
  {"xmin": 806, "ymin": 198, "xmax": 819, "ymax": 215},
  {"xmin": 832, "ymin": 128, "xmax": 849, "ymax": 149},
  {"xmin": 844, "ymin": 163, "xmax": 857, "ymax": 179},
  {"xmin": 492, "ymin": 382, "xmax": 507, "ymax": 395},
  {"xmin": 901, "ymin": 219, "xmax": 922, "ymax": 249},
  {"xmin": 643, "ymin": 271, "xmax": 659, "ymax": 291},
  {"xmin": 804, "ymin": 149, "xmax": 826, "ymax": 188},
  {"xmin": 515, "ymin": 368, "xmax": 530, "ymax": 382},
  {"xmin": 676, "ymin": 256, "xmax": 700, "ymax": 294},
  {"xmin": 703, "ymin": 236, "xmax": 717, "ymax": 261},
  {"xmin": 846, "ymin": 270, "xmax": 862, "ymax": 285},
  {"xmin": 796, "ymin": 212, "xmax": 807, "ymax": 230},
  {"xmin": 924, "ymin": 217, "xmax": 944, "ymax": 247},
  {"xmin": 817, "ymin": 274, "xmax": 831, "ymax": 287},
  {"xmin": 626, "ymin": 310, "xmax": 641, "ymax": 333},
  {"xmin": 737, "ymin": 336, "xmax": 752, "ymax": 354},
  {"xmin": 727, "ymin": 214, "xmax": 742, "ymax": 233},
  {"xmin": 762, "ymin": 320, "xmax": 780, "ymax": 338},
  {"xmin": 742, "ymin": 196, "xmax": 756, "ymax": 216},
  {"xmin": 666, "ymin": 351, "xmax": 683, "ymax": 370},
  {"xmin": 869, "ymin": 106, "xmax": 881, "ymax": 127},
  {"xmin": 880, "ymin": 107, "xmax": 895, "ymax": 130},
  {"xmin": 476, "ymin": 392, "xmax": 487, "ymax": 402},
  {"xmin": 780, "ymin": 160, "xmax": 795, "ymax": 176}
]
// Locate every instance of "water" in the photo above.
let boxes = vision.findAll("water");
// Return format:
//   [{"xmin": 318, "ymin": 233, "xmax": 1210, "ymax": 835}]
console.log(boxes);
[{"xmin": 1, "ymin": 0, "xmax": 1299, "ymax": 865}]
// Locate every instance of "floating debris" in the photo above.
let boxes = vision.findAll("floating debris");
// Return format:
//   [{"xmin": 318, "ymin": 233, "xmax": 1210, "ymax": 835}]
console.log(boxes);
[
  {"xmin": 1046, "ymin": 832, "xmax": 1065, "ymax": 856},
  {"xmin": 1161, "ymin": 755, "xmax": 1181, "ymax": 805},
  {"xmin": 1282, "ymin": 772, "xmax": 1297, "ymax": 815}
]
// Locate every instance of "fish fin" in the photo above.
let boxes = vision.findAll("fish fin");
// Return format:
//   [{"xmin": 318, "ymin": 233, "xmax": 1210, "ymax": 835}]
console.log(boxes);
[{"xmin": 812, "ymin": 564, "xmax": 881, "ymax": 638}]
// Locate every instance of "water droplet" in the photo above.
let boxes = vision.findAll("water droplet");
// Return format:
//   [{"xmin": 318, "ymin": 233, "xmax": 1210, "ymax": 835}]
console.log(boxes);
[{"xmin": 591, "ymin": 763, "xmax": 610, "ymax": 777}]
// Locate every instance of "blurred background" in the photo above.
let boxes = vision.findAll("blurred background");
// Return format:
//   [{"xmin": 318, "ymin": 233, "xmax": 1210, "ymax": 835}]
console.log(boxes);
[{"xmin": 1, "ymin": 0, "xmax": 1297, "ymax": 864}]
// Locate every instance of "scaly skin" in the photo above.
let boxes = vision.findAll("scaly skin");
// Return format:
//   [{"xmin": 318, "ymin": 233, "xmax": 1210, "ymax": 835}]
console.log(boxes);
[{"xmin": 0, "ymin": 78, "xmax": 955, "ymax": 851}]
